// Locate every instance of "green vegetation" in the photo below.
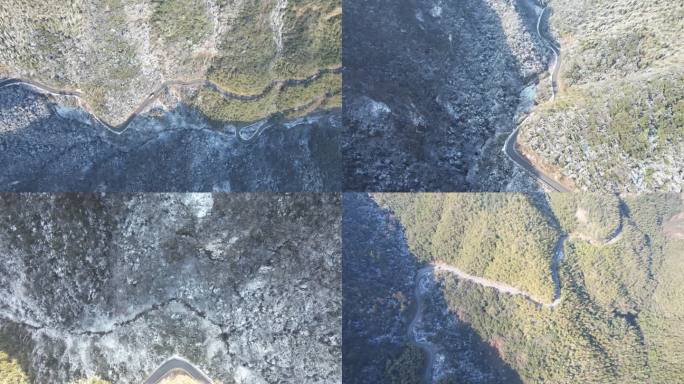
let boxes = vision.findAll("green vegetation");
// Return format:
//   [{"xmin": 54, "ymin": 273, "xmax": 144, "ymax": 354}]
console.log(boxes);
[
  {"xmin": 580, "ymin": 75, "xmax": 684, "ymax": 161},
  {"xmin": 0, "ymin": 1, "xmax": 82, "ymax": 83},
  {"xmin": 524, "ymin": 71, "xmax": 683, "ymax": 191},
  {"xmin": 151, "ymin": 0, "xmax": 213, "ymax": 47},
  {"xmin": 548, "ymin": 193, "xmax": 621, "ymax": 241},
  {"xmin": 193, "ymin": 72, "xmax": 341, "ymax": 123},
  {"xmin": 375, "ymin": 193, "xmax": 560, "ymax": 303},
  {"xmin": 208, "ymin": 0, "xmax": 341, "ymax": 95},
  {"xmin": 522, "ymin": 0, "xmax": 683, "ymax": 191},
  {"xmin": 81, "ymin": 0, "xmax": 142, "ymax": 118},
  {"xmin": 429, "ymin": 194, "xmax": 683, "ymax": 383},
  {"xmin": 207, "ymin": 0, "xmax": 279, "ymax": 94},
  {"xmin": 275, "ymin": 0, "xmax": 341, "ymax": 76},
  {"xmin": 384, "ymin": 344, "xmax": 426, "ymax": 384},
  {"xmin": 552, "ymin": 0, "xmax": 682, "ymax": 85},
  {"xmin": 0, "ymin": 0, "xmax": 341, "ymax": 125}
]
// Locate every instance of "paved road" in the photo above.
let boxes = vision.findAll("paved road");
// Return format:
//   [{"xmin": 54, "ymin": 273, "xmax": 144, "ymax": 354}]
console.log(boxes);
[
  {"xmin": 0, "ymin": 66, "xmax": 342, "ymax": 137},
  {"xmin": 502, "ymin": 3, "xmax": 571, "ymax": 192},
  {"xmin": 504, "ymin": 123, "xmax": 570, "ymax": 192},
  {"xmin": 143, "ymin": 356, "xmax": 213, "ymax": 384}
]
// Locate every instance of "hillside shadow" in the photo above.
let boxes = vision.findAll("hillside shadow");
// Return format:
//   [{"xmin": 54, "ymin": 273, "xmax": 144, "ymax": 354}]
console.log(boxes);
[
  {"xmin": 343, "ymin": 194, "xmax": 522, "ymax": 383},
  {"xmin": 0, "ymin": 86, "xmax": 341, "ymax": 192},
  {"xmin": 342, "ymin": 0, "xmax": 550, "ymax": 191}
]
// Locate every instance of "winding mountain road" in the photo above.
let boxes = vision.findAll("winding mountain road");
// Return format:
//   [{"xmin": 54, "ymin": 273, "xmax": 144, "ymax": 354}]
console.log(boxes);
[
  {"xmin": 0, "ymin": 66, "xmax": 342, "ymax": 138},
  {"xmin": 504, "ymin": 123, "xmax": 570, "ymax": 192},
  {"xmin": 143, "ymin": 356, "xmax": 213, "ymax": 384},
  {"xmin": 407, "ymin": 201, "xmax": 628, "ymax": 382},
  {"xmin": 407, "ymin": 239, "xmax": 566, "ymax": 383},
  {"xmin": 503, "ymin": 3, "xmax": 569, "ymax": 192}
]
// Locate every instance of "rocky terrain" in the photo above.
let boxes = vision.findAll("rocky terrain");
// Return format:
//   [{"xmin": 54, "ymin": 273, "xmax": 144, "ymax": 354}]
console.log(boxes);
[
  {"xmin": 0, "ymin": 194, "xmax": 342, "ymax": 383},
  {"xmin": 0, "ymin": 0, "xmax": 341, "ymax": 191},
  {"xmin": 342, "ymin": 0, "xmax": 549, "ymax": 191},
  {"xmin": 518, "ymin": 0, "xmax": 683, "ymax": 192},
  {"xmin": 0, "ymin": 85, "xmax": 341, "ymax": 192}
]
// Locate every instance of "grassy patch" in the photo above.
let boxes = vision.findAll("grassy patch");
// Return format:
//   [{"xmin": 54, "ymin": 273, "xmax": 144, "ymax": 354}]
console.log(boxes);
[
  {"xmin": 207, "ymin": 0, "xmax": 278, "ymax": 94},
  {"xmin": 274, "ymin": 0, "xmax": 341, "ymax": 77}
]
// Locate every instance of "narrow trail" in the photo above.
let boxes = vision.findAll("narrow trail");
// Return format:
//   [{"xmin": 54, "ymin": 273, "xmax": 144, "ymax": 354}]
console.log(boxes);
[
  {"xmin": 408, "ymin": 204, "xmax": 627, "ymax": 382},
  {"xmin": 503, "ymin": 2, "xmax": 569, "ymax": 192},
  {"xmin": 0, "ymin": 66, "xmax": 342, "ymax": 138}
]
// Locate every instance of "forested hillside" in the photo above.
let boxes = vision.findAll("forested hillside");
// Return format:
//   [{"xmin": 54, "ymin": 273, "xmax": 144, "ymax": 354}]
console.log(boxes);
[
  {"xmin": 0, "ymin": 0, "xmax": 341, "ymax": 125},
  {"xmin": 519, "ymin": 0, "xmax": 683, "ymax": 192},
  {"xmin": 375, "ymin": 193, "xmax": 560, "ymax": 304},
  {"xmin": 377, "ymin": 193, "xmax": 684, "ymax": 383}
]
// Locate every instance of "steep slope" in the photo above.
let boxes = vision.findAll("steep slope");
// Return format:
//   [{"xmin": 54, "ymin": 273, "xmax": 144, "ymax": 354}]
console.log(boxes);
[
  {"xmin": 375, "ymin": 193, "xmax": 560, "ymax": 304},
  {"xmin": 342, "ymin": 194, "xmax": 520, "ymax": 384},
  {"xmin": 360, "ymin": 193, "xmax": 684, "ymax": 383},
  {"xmin": 0, "ymin": 0, "xmax": 341, "ymax": 191},
  {"xmin": 343, "ymin": 0, "xmax": 548, "ymax": 191},
  {"xmin": 0, "ymin": 85, "xmax": 341, "ymax": 192},
  {"xmin": 518, "ymin": 0, "xmax": 683, "ymax": 192}
]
